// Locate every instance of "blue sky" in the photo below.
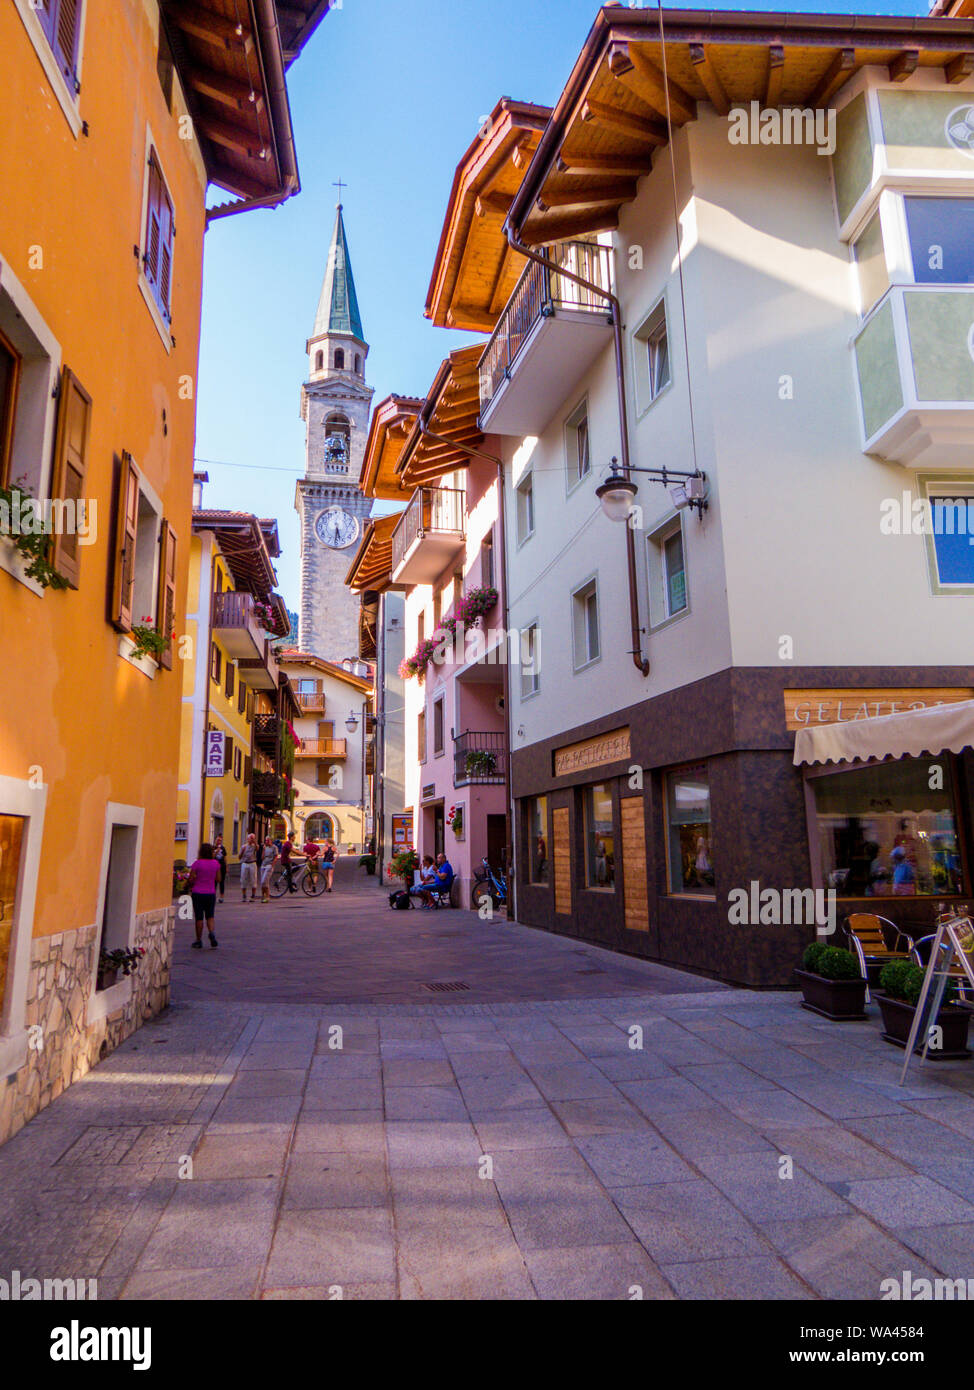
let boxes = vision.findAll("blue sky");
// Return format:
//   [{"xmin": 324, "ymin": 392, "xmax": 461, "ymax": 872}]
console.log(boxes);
[{"xmin": 195, "ymin": 0, "xmax": 929, "ymax": 610}]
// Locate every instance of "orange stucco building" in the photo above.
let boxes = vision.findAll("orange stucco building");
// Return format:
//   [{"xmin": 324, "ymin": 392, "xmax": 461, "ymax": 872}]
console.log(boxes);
[{"xmin": 0, "ymin": 0, "xmax": 327, "ymax": 1144}]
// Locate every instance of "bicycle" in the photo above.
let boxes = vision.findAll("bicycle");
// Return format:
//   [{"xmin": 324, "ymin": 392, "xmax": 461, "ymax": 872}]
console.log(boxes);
[
  {"xmin": 471, "ymin": 856, "xmax": 507, "ymax": 911},
  {"xmin": 269, "ymin": 858, "xmax": 328, "ymax": 898}
]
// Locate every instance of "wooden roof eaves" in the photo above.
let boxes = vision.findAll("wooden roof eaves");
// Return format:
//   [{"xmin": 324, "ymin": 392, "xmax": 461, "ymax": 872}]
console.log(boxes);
[{"xmin": 508, "ymin": 5, "xmax": 974, "ymax": 243}]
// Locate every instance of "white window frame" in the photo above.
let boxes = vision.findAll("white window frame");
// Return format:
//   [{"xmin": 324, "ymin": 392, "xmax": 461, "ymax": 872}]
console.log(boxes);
[
  {"xmin": 565, "ymin": 398, "xmax": 591, "ymax": 493},
  {"xmin": 432, "ymin": 693, "xmax": 445, "ymax": 757},
  {"xmin": 138, "ymin": 126, "xmax": 174, "ymax": 353},
  {"xmin": 0, "ymin": 774, "xmax": 49, "ymax": 1078},
  {"xmin": 918, "ymin": 471, "xmax": 974, "ymax": 597},
  {"xmin": 0, "ymin": 256, "xmax": 62, "ymax": 597},
  {"xmin": 571, "ymin": 575, "xmax": 601, "ymax": 672},
  {"xmin": 647, "ymin": 514, "xmax": 690, "ymax": 630},
  {"xmin": 632, "ymin": 296, "xmax": 672, "ymax": 417},
  {"xmin": 515, "ymin": 472, "xmax": 535, "ymax": 546},
  {"xmin": 520, "ymin": 620, "xmax": 540, "ymax": 700},
  {"xmin": 12, "ymin": 0, "xmax": 86, "ymax": 139},
  {"xmin": 87, "ymin": 802, "xmax": 144, "ymax": 1026}
]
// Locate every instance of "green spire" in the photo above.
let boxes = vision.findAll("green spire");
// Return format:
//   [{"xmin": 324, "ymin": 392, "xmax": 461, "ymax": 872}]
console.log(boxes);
[{"xmin": 313, "ymin": 203, "xmax": 364, "ymax": 342}]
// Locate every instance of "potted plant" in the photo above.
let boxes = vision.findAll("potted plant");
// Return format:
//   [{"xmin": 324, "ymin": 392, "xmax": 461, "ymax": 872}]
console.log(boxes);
[
  {"xmin": 390, "ymin": 848, "xmax": 418, "ymax": 888},
  {"xmin": 129, "ymin": 616, "xmax": 171, "ymax": 663},
  {"xmin": 795, "ymin": 942, "xmax": 868, "ymax": 1021},
  {"xmin": 876, "ymin": 959, "xmax": 972, "ymax": 1059},
  {"xmin": 97, "ymin": 946, "xmax": 145, "ymax": 992},
  {"xmin": 465, "ymin": 749, "xmax": 497, "ymax": 777},
  {"xmin": 358, "ymin": 853, "xmax": 377, "ymax": 875},
  {"xmin": 0, "ymin": 480, "xmax": 70, "ymax": 590}
]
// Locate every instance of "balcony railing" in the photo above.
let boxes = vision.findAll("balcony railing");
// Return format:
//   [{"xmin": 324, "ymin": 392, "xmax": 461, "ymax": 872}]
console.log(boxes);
[
  {"xmin": 390, "ymin": 487, "xmax": 465, "ymax": 585},
  {"xmin": 253, "ymin": 712, "xmax": 280, "ymax": 749},
  {"xmin": 295, "ymin": 691, "xmax": 326, "ymax": 713},
  {"xmin": 211, "ymin": 590, "xmax": 264, "ymax": 660},
  {"xmin": 479, "ymin": 240, "xmax": 614, "ymax": 417},
  {"xmin": 251, "ymin": 770, "xmax": 286, "ymax": 807},
  {"xmin": 295, "ymin": 738, "xmax": 347, "ymax": 759},
  {"xmin": 454, "ymin": 729, "xmax": 506, "ymax": 787}
]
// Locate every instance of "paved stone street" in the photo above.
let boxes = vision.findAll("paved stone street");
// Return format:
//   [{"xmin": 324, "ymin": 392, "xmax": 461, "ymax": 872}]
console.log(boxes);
[{"xmin": 2, "ymin": 859, "xmax": 974, "ymax": 1300}]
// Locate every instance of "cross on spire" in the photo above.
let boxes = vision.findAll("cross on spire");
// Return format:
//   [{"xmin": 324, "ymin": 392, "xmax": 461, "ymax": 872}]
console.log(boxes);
[{"xmin": 333, "ymin": 177, "xmax": 347, "ymax": 205}]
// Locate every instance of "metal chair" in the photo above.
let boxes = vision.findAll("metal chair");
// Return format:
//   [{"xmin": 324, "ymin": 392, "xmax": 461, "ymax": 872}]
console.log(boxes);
[{"xmin": 844, "ymin": 913, "xmax": 915, "ymax": 1002}]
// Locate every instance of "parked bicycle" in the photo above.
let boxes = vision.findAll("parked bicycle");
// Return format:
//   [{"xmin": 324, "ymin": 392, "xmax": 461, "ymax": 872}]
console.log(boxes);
[
  {"xmin": 269, "ymin": 859, "xmax": 328, "ymax": 898},
  {"xmin": 471, "ymin": 856, "xmax": 507, "ymax": 911}
]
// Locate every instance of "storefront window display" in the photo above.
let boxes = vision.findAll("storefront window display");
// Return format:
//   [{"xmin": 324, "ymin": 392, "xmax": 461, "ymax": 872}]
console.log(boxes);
[
  {"xmin": 666, "ymin": 766, "xmax": 714, "ymax": 894},
  {"xmin": 809, "ymin": 756, "xmax": 965, "ymax": 898},
  {"xmin": 585, "ymin": 783, "xmax": 614, "ymax": 889},
  {"xmin": 527, "ymin": 796, "xmax": 548, "ymax": 882}
]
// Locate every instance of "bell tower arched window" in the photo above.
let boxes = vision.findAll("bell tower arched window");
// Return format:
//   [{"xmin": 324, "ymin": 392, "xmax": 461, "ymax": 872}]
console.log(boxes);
[
  {"xmin": 314, "ymin": 350, "xmax": 323, "ymax": 371},
  {"xmin": 334, "ymin": 348, "xmax": 345, "ymax": 370},
  {"xmin": 354, "ymin": 354, "xmax": 361, "ymax": 374}
]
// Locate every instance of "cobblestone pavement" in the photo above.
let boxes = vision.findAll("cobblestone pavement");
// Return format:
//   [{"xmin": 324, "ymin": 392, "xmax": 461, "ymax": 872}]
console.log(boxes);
[{"xmin": 2, "ymin": 862, "xmax": 973, "ymax": 1299}]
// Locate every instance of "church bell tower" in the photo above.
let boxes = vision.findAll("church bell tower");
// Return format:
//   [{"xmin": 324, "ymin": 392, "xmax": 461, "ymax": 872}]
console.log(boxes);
[{"xmin": 295, "ymin": 201, "xmax": 374, "ymax": 660}]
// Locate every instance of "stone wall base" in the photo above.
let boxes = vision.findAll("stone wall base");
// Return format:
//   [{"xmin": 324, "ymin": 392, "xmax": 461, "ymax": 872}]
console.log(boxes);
[{"xmin": 0, "ymin": 906, "xmax": 174, "ymax": 1147}]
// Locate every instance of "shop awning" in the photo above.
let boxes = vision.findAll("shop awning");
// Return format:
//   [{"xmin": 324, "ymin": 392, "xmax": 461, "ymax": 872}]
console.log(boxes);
[{"xmin": 794, "ymin": 699, "xmax": 974, "ymax": 767}]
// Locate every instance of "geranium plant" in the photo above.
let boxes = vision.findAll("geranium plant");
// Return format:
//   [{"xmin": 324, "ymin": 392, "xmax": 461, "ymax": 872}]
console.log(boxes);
[
  {"xmin": 129, "ymin": 616, "xmax": 172, "ymax": 663},
  {"xmin": 0, "ymin": 481, "xmax": 69, "ymax": 590},
  {"xmin": 398, "ymin": 586, "xmax": 499, "ymax": 681}
]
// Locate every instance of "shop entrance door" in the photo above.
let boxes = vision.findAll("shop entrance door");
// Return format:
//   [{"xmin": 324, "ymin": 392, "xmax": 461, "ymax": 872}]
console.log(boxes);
[{"xmin": 433, "ymin": 805, "xmax": 445, "ymax": 858}]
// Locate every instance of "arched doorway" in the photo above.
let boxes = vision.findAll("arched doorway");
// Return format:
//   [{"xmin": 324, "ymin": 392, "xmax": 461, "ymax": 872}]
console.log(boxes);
[{"xmin": 305, "ymin": 813, "xmax": 335, "ymax": 844}]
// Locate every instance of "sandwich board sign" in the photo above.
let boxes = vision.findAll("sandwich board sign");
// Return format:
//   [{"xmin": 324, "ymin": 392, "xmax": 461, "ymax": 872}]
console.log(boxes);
[
  {"xmin": 205, "ymin": 731, "xmax": 225, "ymax": 778},
  {"xmin": 899, "ymin": 915, "xmax": 974, "ymax": 1083}
]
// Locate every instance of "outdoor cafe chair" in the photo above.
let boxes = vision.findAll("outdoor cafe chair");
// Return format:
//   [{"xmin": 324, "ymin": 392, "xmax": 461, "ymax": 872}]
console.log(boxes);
[{"xmin": 844, "ymin": 913, "xmax": 915, "ymax": 1003}]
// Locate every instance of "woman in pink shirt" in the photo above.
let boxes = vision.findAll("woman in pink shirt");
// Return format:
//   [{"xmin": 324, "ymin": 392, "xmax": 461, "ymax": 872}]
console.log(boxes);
[{"xmin": 185, "ymin": 843, "xmax": 220, "ymax": 949}]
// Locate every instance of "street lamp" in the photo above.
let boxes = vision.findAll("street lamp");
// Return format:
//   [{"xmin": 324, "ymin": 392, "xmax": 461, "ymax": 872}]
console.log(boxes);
[
  {"xmin": 595, "ymin": 457, "xmax": 709, "ymax": 520},
  {"xmin": 345, "ymin": 710, "xmax": 358, "ymax": 734}
]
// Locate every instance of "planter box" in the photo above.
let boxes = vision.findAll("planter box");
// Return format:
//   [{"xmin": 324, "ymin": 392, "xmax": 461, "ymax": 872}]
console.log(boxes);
[
  {"xmin": 795, "ymin": 969, "xmax": 868, "ymax": 1021},
  {"xmin": 97, "ymin": 967, "xmax": 118, "ymax": 992},
  {"xmin": 876, "ymin": 992, "xmax": 973, "ymax": 1060}
]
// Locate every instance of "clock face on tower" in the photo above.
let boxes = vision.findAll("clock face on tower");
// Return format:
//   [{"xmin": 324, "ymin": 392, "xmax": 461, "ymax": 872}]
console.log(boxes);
[{"xmin": 315, "ymin": 507, "xmax": 359, "ymax": 549}]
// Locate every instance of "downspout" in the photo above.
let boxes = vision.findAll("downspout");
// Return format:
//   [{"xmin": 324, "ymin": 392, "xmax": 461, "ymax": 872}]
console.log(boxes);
[
  {"xmin": 502, "ymin": 229, "xmax": 650, "ymax": 677},
  {"xmin": 416, "ymin": 416, "xmax": 516, "ymax": 914}
]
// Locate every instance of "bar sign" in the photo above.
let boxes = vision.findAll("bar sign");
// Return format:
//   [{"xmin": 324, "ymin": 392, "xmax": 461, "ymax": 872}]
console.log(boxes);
[{"xmin": 205, "ymin": 731, "xmax": 225, "ymax": 777}]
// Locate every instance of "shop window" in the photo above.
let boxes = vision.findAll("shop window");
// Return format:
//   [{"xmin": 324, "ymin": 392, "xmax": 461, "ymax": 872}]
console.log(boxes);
[
  {"xmin": 647, "ymin": 519, "xmax": 688, "ymax": 627},
  {"xmin": 808, "ymin": 757, "xmax": 965, "ymax": 898},
  {"xmin": 0, "ymin": 815, "xmax": 26, "ymax": 1017},
  {"xmin": 520, "ymin": 622, "xmax": 540, "ymax": 699},
  {"xmin": 433, "ymin": 697, "xmax": 444, "ymax": 756},
  {"xmin": 565, "ymin": 400, "xmax": 590, "ymax": 488},
  {"xmin": 584, "ymin": 783, "xmax": 614, "ymax": 889},
  {"xmin": 905, "ymin": 196, "xmax": 974, "ymax": 286},
  {"xmin": 515, "ymin": 474, "xmax": 534, "ymax": 544},
  {"xmin": 666, "ymin": 765, "xmax": 714, "ymax": 895},
  {"xmin": 571, "ymin": 578, "xmax": 600, "ymax": 670},
  {"xmin": 526, "ymin": 796, "xmax": 548, "ymax": 883},
  {"xmin": 633, "ymin": 298, "xmax": 671, "ymax": 414},
  {"xmin": 853, "ymin": 211, "xmax": 888, "ymax": 316}
]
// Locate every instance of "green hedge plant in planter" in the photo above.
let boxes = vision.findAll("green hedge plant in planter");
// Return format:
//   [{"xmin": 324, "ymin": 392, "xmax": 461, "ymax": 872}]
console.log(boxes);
[
  {"xmin": 876, "ymin": 959, "xmax": 972, "ymax": 1060},
  {"xmin": 358, "ymin": 853, "xmax": 376, "ymax": 875},
  {"xmin": 794, "ymin": 942, "xmax": 868, "ymax": 1021}
]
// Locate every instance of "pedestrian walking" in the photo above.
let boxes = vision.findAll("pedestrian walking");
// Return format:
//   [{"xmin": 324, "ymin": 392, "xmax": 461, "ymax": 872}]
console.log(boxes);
[
  {"xmin": 321, "ymin": 840, "xmax": 335, "ymax": 892},
  {"xmin": 214, "ymin": 834, "xmax": 228, "ymax": 902},
  {"xmin": 185, "ymin": 843, "xmax": 220, "ymax": 949},
  {"xmin": 259, "ymin": 836, "xmax": 277, "ymax": 903},
  {"xmin": 240, "ymin": 833, "xmax": 258, "ymax": 902}
]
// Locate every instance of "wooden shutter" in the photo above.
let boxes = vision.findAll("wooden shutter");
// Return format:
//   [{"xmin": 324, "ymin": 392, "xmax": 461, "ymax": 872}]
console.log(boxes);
[
  {"xmin": 211, "ymin": 642, "xmax": 221, "ymax": 684},
  {"xmin": 225, "ymin": 659, "xmax": 234, "ymax": 699},
  {"xmin": 158, "ymin": 181, "xmax": 174, "ymax": 319},
  {"xmin": 156, "ymin": 519, "xmax": 177, "ymax": 669},
  {"xmin": 553, "ymin": 807, "xmax": 571, "ymax": 915},
  {"xmin": 111, "ymin": 452, "xmax": 138, "ymax": 631},
  {"xmin": 144, "ymin": 158, "xmax": 162, "ymax": 296},
  {"xmin": 50, "ymin": 366, "xmax": 91, "ymax": 589},
  {"xmin": 53, "ymin": 0, "xmax": 81, "ymax": 85},
  {"xmin": 244, "ymin": 755, "xmax": 251, "ymax": 786}
]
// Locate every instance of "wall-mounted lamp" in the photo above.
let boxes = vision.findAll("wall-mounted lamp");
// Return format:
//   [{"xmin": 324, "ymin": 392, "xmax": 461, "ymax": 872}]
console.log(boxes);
[
  {"xmin": 345, "ymin": 711, "xmax": 359, "ymax": 734},
  {"xmin": 596, "ymin": 458, "xmax": 708, "ymax": 521}
]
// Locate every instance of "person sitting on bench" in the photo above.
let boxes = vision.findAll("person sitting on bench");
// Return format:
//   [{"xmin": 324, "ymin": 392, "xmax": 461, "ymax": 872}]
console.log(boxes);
[
  {"xmin": 420, "ymin": 853, "xmax": 455, "ymax": 909},
  {"xmin": 409, "ymin": 856, "xmax": 437, "ymax": 902}
]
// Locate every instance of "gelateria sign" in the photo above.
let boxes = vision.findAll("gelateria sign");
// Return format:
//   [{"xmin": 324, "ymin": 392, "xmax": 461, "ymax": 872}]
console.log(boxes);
[
  {"xmin": 784, "ymin": 688, "xmax": 974, "ymax": 732},
  {"xmin": 554, "ymin": 727, "xmax": 631, "ymax": 776}
]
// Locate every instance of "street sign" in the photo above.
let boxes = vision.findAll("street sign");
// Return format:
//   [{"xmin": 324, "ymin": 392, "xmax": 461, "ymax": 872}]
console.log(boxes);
[{"xmin": 205, "ymin": 731, "xmax": 225, "ymax": 778}]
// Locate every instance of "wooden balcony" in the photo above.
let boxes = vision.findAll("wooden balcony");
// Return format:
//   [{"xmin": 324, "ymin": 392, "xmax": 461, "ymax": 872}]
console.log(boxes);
[
  {"xmin": 251, "ymin": 770, "xmax": 285, "ymax": 807},
  {"xmin": 295, "ymin": 691, "xmax": 326, "ymax": 713},
  {"xmin": 212, "ymin": 590, "xmax": 263, "ymax": 660},
  {"xmin": 390, "ymin": 487, "xmax": 465, "ymax": 586},
  {"xmin": 238, "ymin": 637, "xmax": 280, "ymax": 692},
  {"xmin": 253, "ymin": 712, "xmax": 280, "ymax": 750},
  {"xmin": 295, "ymin": 738, "xmax": 347, "ymax": 759},
  {"xmin": 478, "ymin": 241, "xmax": 614, "ymax": 436}
]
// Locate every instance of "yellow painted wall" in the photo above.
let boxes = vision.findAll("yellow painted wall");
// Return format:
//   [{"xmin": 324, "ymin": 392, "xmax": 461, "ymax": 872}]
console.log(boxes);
[{"xmin": 0, "ymin": 0, "xmax": 207, "ymax": 934}]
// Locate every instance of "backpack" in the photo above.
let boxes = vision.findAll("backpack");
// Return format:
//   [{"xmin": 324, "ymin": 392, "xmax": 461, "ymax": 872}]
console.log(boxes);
[{"xmin": 389, "ymin": 889, "xmax": 412, "ymax": 910}]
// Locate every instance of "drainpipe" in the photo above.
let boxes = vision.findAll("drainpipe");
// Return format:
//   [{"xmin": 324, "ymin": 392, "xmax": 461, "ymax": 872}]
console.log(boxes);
[
  {"xmin": 502, "ymin": 229, "xmax": 650, "ymax": 678},
  {"xmin": 415, "ymin": 417, "xmax": 516, "ymax": 914}
]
